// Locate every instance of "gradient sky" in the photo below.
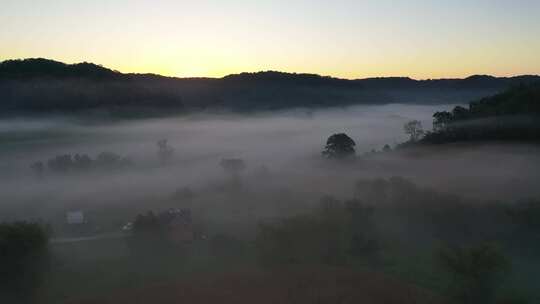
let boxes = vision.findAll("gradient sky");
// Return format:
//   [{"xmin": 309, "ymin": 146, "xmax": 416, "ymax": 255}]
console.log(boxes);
[{"xmin": 1, "ymin": 0, "xmax": 539, "ymax": 79}]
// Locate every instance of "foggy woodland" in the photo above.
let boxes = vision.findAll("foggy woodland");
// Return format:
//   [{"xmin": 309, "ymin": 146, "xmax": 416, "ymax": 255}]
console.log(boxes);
[{"xmin": 1, "ymin": 60, "xmax": 540, "ymax": 304}]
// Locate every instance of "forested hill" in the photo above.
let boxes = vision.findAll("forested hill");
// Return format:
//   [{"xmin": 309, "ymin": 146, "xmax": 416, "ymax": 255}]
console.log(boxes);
[
  {"xmin": 0, "ymin": 58, "xmax": 123, "ymax": 80},
  {"xmin": 1, "ymin": 58, "xmax": 539, "ymax": 116},
  {"xmin": 420, "ymin": 82, "xmax": 540, "ymax": 144}
]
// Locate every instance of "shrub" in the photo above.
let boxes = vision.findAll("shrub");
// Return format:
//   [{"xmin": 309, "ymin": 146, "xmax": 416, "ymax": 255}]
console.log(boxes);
[{"xmin": 436, "ymin": 243, "xmax": 510, "ymax": 304}]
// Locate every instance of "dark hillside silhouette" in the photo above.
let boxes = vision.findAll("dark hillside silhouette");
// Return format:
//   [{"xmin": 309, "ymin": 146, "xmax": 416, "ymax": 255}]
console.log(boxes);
[
  {"xmin": 0, "ymin": 58, "xmax": 123, "ymax": 80},
  {"xmin": 1, "ymin": 58, "xmax": 539, "ymax": 116}
]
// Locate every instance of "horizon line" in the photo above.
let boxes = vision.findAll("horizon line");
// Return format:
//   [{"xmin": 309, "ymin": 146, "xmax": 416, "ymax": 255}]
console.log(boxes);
[{"xmin": 2, "ymin": 57, "xmax": 540, "ymax": 82}]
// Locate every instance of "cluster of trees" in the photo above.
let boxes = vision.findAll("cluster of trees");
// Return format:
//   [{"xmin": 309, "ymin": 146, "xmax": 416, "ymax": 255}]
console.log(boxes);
[
  {"xmin": 29, "ymin": 139, "xmax": 179, "ymax": 177},
  {"xmin": 387, "ymin": 82, "xmax": 540, "ymax": 147},
  {"xmin": 281, "ymin": 82, "xmax": 538, "ymax": 152},
  {"xmin": 0, "ymin": 222, "xmax": 49, "ymax": 303},
  {"xmin": 422, "ymin": 83, "xmax": 540, "ymax": 144},
  {"xmin": 253, "ymin": 176, "xmax": 539, "ymax": 302},
  {"xmin": 128, "ymin": 208, "xmax": 194, "ymax": 259},
  {"xmin": 460, "ymin": 82, "xmax": 539, "ymax": 118},
  {"xmin": 378, "ymin": 83, "xmax": 540, "ymax": 149},
  {"xmin": 424, "ymin": 119, "xmax": 540, "ymax": 144},
  {"xmin": 322, "ymin": 133, "xmax": 396, "ymax": 159},
  {"xmin": 256, "ymin": 196, "xmax": 379, "ymax": 266},
  {"xmin": 30, "ymin": 152, "xmax": 133, "ymax": 177}
]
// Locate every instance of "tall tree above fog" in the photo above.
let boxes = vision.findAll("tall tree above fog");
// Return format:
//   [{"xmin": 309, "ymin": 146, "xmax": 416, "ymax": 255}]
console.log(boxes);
[{"xmin": 322, "ymin": 133, "xmax": 356, "ymax": 159}]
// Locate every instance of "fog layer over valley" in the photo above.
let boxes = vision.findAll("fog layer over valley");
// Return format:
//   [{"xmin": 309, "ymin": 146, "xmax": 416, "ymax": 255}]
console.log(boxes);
[
  {"xmin": 2, "ymin": 104, "xmax": 539, "ymax": 230},
  {"xmin": 3, "ymin": 0, "xmax": 540, "ymax": 300},
  {"xmin": 1, "ymin": 98, "xmax": 540, "ymax": 304}
]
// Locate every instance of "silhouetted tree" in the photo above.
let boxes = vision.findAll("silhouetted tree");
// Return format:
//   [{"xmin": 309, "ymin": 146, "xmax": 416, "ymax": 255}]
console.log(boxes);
[
  {"xmin": 382, "ymin": 144, "xmax": 392, "ymax": 152},
  {"xmin": 322, "ymin": 133, "xmax": 356, "ymax": 159},
  {"xmin": 403, "ymin": 120, "xmax": 424, "ymax": 142},
  {"xmin": 40, "ymin": 151, "xmax": 131, "ymax": 174}
]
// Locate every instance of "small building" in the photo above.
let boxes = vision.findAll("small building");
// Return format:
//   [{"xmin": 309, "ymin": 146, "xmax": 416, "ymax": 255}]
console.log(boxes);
[
  {"xmin": 66, "ymin": 211, "xmax": 85, "ymax": 225},
  {"xmin": 63, "ymin": 210, "xmax": 94, "ymax": 236}
]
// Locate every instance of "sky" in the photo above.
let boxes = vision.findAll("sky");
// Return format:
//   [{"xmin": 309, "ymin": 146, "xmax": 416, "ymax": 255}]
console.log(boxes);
[{"xmin": 1, "ymin": 0, "xmax": 539, "ymax": 79}]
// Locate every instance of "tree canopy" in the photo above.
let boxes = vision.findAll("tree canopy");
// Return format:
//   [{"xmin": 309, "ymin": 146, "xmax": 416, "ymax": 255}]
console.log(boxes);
[{"xmin": 322, "ymin": 133, "xmax": 356, "ymax": 159}]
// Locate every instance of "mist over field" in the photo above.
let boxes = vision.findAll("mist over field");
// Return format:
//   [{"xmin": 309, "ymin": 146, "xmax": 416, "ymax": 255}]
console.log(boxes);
[
  {"xmin": 1, "ymin": 105, "xmax": 420, "ymax": 218},
  {"xmin": 2, "ymin": 103, "xmax": 539, "ymax": 223},
  {"xmin": 2, "ymin": 97, "xmax": 540, "ymax": 304}
]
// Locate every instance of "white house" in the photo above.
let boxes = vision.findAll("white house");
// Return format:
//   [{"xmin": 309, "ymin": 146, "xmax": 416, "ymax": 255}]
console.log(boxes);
[{"xmin": 66, "ymin": 211, "xmax": 85, "ymax": 225}]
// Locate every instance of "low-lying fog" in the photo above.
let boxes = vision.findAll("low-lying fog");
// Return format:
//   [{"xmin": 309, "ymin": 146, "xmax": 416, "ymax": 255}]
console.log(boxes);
[{"xmin": 1, "ymin": 104, "xmax": 539, "ymax": 230}]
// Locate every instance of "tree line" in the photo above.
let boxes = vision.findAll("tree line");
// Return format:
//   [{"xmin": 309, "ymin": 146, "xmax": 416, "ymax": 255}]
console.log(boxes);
[
  {"xmin": 422, "ymin": 82, "xmax": 540, "ymax": 144},
  {"xmin": 31, "ymin": 152, "xmax": 133, "ymax": 177}
]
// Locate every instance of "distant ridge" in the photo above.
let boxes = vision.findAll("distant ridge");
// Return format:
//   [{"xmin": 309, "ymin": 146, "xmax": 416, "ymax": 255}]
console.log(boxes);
[
  {"xmin": 0, "ymin": 58, "xmax": 123, "ymax": 80},
  {"xmin": 2, "ymin": 58, "xmax": 539, "ymax": 85},
  {"xmin": 1, "ymin": 58, "xmax": 539, "ymax": 116}
]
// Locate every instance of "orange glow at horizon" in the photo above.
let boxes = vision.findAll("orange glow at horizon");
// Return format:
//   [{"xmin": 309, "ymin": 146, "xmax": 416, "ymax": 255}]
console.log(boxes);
[{"xmin": 1, "ymin": 0, "xmax": 539, "ymax": 79}]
